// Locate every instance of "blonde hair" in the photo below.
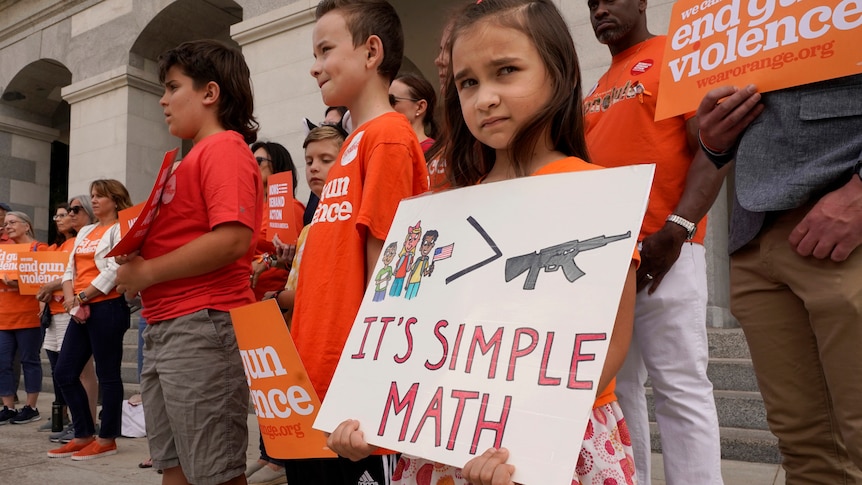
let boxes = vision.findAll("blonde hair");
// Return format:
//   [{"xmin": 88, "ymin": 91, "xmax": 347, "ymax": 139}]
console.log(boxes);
[{"xmin": 303, "ymin": 125, "xmax": 346, "ymax": 149}]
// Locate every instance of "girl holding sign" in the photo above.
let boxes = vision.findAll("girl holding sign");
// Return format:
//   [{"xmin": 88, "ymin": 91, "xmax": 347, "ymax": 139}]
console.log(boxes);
[
  {"xmin": 326, "ymin": 1, "xmax": 639, "ymax": 484},
  {"xmin": 0, "ymin": 211, "xmax": 47, "ymax": 425},
  {"xmin": 48, "ymin": 180, "xmax": 133, "ymax": 461}
]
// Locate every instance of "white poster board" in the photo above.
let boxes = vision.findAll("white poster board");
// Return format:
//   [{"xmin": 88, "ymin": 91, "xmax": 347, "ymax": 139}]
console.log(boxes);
[{"xmin": 315, "ymin": 165, "xmax": 654, "ymax": 484}]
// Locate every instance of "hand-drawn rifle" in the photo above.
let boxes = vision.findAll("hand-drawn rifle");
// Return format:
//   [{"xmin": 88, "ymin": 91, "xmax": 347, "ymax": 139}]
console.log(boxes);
[{"xmin": 505, "ymin": 231, "xmax": 632, "ymax": 290}]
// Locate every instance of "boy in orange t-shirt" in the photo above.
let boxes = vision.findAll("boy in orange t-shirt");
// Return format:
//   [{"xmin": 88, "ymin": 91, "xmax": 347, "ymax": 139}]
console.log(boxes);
[
  {"xmin": 288, "ymin": 1, "xmax": 428, "ymax": 483},
  {"xmin": 115, "ymin": 40, "xmax": 262, "ymax": 485}
]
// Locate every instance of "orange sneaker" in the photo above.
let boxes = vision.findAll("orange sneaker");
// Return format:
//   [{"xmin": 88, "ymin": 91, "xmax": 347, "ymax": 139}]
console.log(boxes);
[
  {"xmin": 47, "ymin": 439, "xmax": 93, "ymax": 458},
  {"xmin": 71, "ymin": 439, "xmax": 117, "ymax": 461}
]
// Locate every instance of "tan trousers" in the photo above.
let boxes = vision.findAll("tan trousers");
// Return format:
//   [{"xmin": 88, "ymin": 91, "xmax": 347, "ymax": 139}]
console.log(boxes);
[{"xmin": 731, "ymin": 204, "xmax": 862, "ymax": 484}]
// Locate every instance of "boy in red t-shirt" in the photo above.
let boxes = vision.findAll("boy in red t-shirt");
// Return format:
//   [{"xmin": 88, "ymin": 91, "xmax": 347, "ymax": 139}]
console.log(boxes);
[
  {"xmin": 115, "ymin": 40, "xmax": 262, "ymax": 485},
  {"xmin": 287, "ymin": 0, "xmax": 428, "ymax": 483}
]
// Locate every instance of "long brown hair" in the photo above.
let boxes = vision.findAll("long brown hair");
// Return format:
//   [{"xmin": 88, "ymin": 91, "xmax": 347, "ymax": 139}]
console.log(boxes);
[{"xmin": 443, "ymin": 0, "xmax": 590, "ymax": 187}]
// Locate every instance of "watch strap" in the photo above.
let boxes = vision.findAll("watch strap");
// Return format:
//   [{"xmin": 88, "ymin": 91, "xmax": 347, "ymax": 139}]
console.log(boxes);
[{"xmin": 666, "ymin": 214, "xmax": 696, "ymax": 240}]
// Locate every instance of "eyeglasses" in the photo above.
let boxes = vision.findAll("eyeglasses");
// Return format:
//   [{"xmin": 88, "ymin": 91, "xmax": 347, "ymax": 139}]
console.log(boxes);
[
  {"xmin": 255, "ymin": 156, "xmax": 271, "ymax": 165},
  {"xmin": 69, "ymin": 205, "xmax": 84, "ymax": 215},
  {"xmin": 2, "ymin": 220, "xmax": 22, "ymax": 228},
  {"xmin": 52, "ymin": 213, "xmax": 69, "ymax": 221},
  {"xmin": 389, "ymin": 94, "xmax": 420, "ymax": 106}
]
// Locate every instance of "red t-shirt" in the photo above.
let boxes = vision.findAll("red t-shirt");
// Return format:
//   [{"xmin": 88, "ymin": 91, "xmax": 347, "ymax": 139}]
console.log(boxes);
[
  {"xmin": 583, "ymin": 36, "xmax": 705, "ymax": 244},
  {"xmin": 292, "ymin": 112, "xmax": 429, "ymax": 399},
  {"xmin": 141, "ymin": 130, "xmax": 262, "ymax": 322},
  {"xmin": 0, "ymin": 241, "xmax": 48, "ymax": 330},
  {"xmin": 533, "ymin": 158, "xmax": 640, "ymax": 408}
]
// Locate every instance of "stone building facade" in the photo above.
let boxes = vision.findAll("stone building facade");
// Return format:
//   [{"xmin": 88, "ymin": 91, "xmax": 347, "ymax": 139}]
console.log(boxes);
[{"xmin": 0, "ymin": 0, "xmax": 734, "ymax": 327}]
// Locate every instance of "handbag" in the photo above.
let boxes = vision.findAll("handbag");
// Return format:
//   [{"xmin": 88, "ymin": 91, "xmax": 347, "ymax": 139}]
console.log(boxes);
[{"xmin": 40, "ymin": 304, "xmax": 52, "ymax": 329}]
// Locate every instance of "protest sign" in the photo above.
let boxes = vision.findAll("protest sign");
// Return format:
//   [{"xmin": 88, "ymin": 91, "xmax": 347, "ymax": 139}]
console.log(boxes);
[
  {"xmin": 265, "ymin": 171, "xmax": 298, "ymax": 244},
  {"xmin": 0, "ymin": 243, "xmax": 31, "ymax": 280},
  {"xmin": 230, "ymin": 299, "xmax": 336, "ymax": 459},
  {"xmin": 16, "ymin": 252, "xmax": 69, "ymax": 295},
  {"xmin": 107, "ymin": 148, "xmax": 178, "ymax": 257},
  {"xmin": 656, "ymin": 0, "xmax": 862, "ymax": 120},
  {"xmin": 119, "ymin": 203, "xmax": 145, "ymax": 238},
  {"xmin": 314, "ymin": 165, "xmax": 654, "ymax": 484}
]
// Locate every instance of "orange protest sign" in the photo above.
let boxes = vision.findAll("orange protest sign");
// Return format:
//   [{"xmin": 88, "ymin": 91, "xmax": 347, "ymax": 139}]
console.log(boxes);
[
  {"xmin": 119, "ymin": 203, "xmax": 145, "ymax": 238},
  {"xmin": 107, "ymin": 148, "xmax": 178, "ymax": 257},
  {"xmin": 16, "ymin": 252, "xmax": 69, "ymax": 295},
  {"xmin": 230, "ymin": 299, "xmax": 335, "ymax": 459},
  {"xmin": 0, "ymin": 243, "xmax": 31, "ymax": 281},
  {"xmin": 656, "ymin": 0, "xmax": 862, "ymax": 120},
  {"xmin": 265, "ymin": 171, "xmax": 298, "ymax": 244}
]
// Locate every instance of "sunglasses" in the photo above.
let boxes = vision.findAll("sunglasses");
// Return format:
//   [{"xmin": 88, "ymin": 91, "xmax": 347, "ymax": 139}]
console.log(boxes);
[
  {"xmin": 256, "ymin": 156, "xmax": 271, "ymax": 165},
  {"xmin": 389, "ymin": 94, "xmax": 420, "ymax": 106},
  {"xmin": 69, "ymin": 205, "xmax": 84, "ymax": 215}
]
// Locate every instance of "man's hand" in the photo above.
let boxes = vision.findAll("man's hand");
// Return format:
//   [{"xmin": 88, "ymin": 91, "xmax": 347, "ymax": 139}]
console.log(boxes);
[
  {"xmin": 698, "ymin": 84, "xmax": 763, "ymax": 153},
  {"xmin": 326, "ymin": 419, "xmax": 379, "ymax": 462},
  {"xmin": 462, "ymin": 448, "xmax": 517, "ymax": 485},
  {"xmin": 637, "ymin": 223, "xmax": 687, "ymax": 294},
  {"xmin": 789, "ymin": 176, "xmax": 862, "ymax": 261},
  {"xmin": 116, "ymin": 256, "xmax": 155, "ymax": 296}
]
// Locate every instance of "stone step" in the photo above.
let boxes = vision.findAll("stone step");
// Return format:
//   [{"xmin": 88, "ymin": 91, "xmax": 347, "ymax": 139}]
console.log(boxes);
[
  {"xmin": 707, "ymin": 328, "xmax": 751, "ymax": 359},
  {"xmin": 646, "ymin": 388, "xmax": 769, "ymax": 431},
  {"xmin": 650, "ymin": 423, "xmax": 781, "ymax": 464},
  {"xmin": 40, "ymin": 361, "xmax": 141, "ymax": 400},
  {"xmin": 707, "ymin": 357, "xmax": 760, "ymax": 392}
]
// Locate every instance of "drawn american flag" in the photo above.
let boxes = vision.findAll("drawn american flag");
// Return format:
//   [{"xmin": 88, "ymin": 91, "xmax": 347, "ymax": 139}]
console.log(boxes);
[{"xmin": 433, "ymin": 243, "xmax": 454, "ymax": 262}]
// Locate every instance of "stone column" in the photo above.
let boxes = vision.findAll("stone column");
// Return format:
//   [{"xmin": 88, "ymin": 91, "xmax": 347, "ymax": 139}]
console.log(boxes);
[
  {"xmin": 232, "ymin": 1, "xmax": 323, "ymax": 203},
  {"xmin": 0, "ymin": 116, "xmax": 59, "ymax": 240},
  {"xmin": 705, "ymin": 180, "xmax": 737, "ymax": 328},
  {"xmin": 62, "ymin": 65, "xmax": 176, "ymax": 204}
]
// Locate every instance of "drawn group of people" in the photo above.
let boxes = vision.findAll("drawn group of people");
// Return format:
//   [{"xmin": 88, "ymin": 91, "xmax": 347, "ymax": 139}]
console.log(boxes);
[{"xmin": 1, "ymin": 1, "xmax": 860, "ymax": 485}]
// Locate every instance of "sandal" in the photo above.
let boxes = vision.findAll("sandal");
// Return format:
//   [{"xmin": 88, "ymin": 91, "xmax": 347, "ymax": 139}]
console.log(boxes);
[{"xmin": 138, "ymin": 457, "xmax": 153, "ymax": 468}]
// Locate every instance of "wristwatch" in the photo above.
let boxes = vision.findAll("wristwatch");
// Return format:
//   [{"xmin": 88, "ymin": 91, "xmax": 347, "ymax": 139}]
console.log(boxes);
[
  {"xmin": 77, "ymin": 291, "xmax": 88, "ymax": 303},
  {"xmin": 666, "ymin": 214, "xmax": 697, "ymax": 240}
]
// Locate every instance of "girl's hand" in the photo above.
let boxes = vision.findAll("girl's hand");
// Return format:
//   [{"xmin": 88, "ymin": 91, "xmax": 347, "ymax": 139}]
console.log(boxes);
[
  {"xmin": 274, "ymin": 241, "xmax": 297, "ymax": 270},
  {"xmin": 462, "ymin": 448, "xmax": 517, "ymax": 485},
  {"xmin": 326, "ymin": 419, "xmax": 378, "ymax": 462},
  {"xmin": 63, "ymin": 299, "xmax": 75, "ymax": 313}
]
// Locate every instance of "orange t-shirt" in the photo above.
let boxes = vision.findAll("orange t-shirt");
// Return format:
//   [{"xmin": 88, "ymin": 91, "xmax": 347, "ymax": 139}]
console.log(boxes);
[
  {"xmin": 141, "ymin": 130, "xmax": 262, "ymax": 322},
  {"xmin": 74, "ymin": 224, "xmax": 119, "ymax": 303},
  {"xmin": 49, "ymin": 237, "xmax": 76, "ymax": 314},
  {"xmin": 0, "ymin": 241, "xmax": 48, "ymax": 330},
  {"xmin": 583, "ymin": 35, "xmax": 705, "ymax": 244},
  {"xmin": 292, "ymin": 112, "xmax": 429, "ymax": 400},
  {"xmin": 533, "ymin": 157, "xmax": 640, "ymax": 408},
  {"xmin": 252, "ymin": 198, "xmax": 305, "ymax": 301}
]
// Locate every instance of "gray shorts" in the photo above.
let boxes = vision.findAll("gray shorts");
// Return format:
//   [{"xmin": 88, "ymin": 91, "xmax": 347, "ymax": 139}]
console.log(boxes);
[{"xmin": 141, "ymin": 309, "xmax": 249, "ymax": 485}]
